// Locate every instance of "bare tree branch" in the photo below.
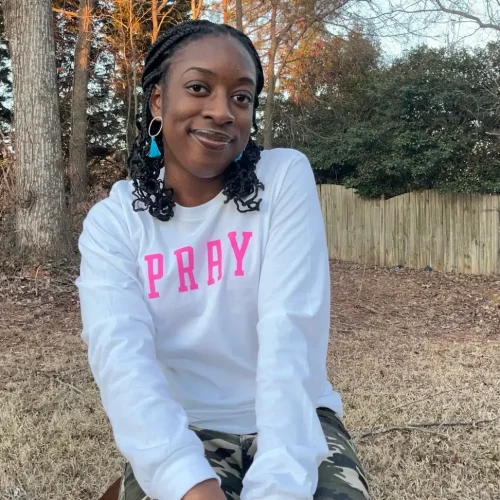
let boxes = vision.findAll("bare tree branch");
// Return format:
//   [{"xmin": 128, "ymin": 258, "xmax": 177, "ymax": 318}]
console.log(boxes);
[
  {"xmin": 361, "ymin": 0, "xmax": 500, "ymax": 41},
  {"xmin": 355, "ymin": 416, "xmax": 500, "ymax": 440},
  {"xmin": 434, "ymin": 0, "xmax": 500, "ymax": 31},
  {"xmin": 53, "ymin": 7, "xmax": 79, "ymax": 18},
  {"xmin": 159, "ymin": 0, "xmax": 172, "ymax": 10}
]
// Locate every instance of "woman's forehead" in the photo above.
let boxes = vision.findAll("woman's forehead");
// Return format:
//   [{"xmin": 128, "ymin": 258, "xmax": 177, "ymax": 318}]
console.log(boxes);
[{"xmin": 169, "ymin": 35, "xmax": 256, "ymax": 79}]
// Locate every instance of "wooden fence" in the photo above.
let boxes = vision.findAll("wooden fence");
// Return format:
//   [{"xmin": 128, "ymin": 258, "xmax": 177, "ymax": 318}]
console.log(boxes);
[{"xmin": 318, "ymin": 184, "xmax": 500, "ymax": 275}]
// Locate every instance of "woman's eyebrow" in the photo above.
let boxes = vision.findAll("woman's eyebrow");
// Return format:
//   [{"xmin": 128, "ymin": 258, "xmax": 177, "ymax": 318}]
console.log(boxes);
[{"xmin": 182, "ymin": 66, "xmax": 255, "ymax": 87}]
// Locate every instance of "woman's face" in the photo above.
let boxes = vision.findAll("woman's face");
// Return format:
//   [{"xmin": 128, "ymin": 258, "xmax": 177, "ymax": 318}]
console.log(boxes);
[{"xmin": 150, "ymin": 34, "xmax": 257, "ymax": 181}]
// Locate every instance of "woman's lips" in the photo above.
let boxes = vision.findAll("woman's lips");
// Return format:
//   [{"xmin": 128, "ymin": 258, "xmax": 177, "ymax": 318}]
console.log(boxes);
[{"xmin": 190, "ymin": 130, "xmax": 232, "ymax": 151}]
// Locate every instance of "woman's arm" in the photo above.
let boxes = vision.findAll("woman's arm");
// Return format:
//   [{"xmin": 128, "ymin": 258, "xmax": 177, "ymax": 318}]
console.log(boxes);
[
  {"xmin": 241, "ymin": 152, "xmax": 331, "ymax": 500},
  {"xmin": 77, "ymin": 187, "xmax": 219, "ymax": 500}
]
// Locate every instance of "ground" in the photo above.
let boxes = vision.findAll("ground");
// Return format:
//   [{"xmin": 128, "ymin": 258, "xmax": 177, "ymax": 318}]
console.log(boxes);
[{"xmin": 1, "ymin": 261, "xmax": 499, "ymax": 500}]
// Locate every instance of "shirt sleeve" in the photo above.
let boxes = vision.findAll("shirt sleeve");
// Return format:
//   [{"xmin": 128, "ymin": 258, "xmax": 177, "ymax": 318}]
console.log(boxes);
[
  {"xmin": 76, "ymin": 188, "xmax": 219, "ymax": 500},
  {"xmin": 241, "ymin": 152, "xmax": 331, "ymax": 500}
]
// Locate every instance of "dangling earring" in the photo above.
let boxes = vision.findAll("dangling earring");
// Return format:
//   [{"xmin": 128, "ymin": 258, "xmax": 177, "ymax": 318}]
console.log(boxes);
[
  {"xmin": 148, "ymin": 116, "xmax": 163, "ymax": 158},
  {"xmin": 234, "ymin": 152, "xmax": 243, "ymax": 162}
]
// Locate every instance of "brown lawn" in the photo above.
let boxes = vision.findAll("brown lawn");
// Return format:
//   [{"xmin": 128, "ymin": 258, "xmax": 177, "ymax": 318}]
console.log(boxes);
[{"xmin": 1, "ymin": 261, "xmax": 499, "ymax": 500}]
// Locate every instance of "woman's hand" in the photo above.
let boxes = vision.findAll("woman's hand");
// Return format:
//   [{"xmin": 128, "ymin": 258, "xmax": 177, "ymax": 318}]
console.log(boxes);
[{"xmin": 182, "ymin": 479, "xmax": 226, "ymax": 500}]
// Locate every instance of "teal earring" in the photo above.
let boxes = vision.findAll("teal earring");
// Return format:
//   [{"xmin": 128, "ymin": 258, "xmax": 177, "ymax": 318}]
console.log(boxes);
[
  {"xmin": 235, "ymin": 153, "xmax": 243, "ymax": 162},
  {"xmin": 148, "ymin": 116, "xmax": 163, "ymax": 159}
]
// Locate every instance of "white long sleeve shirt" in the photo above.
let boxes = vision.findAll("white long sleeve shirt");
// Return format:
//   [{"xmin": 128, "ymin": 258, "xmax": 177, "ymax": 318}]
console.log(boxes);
[{"xmin": 76, "ymin": 148, "xmax": 342, "ymax": 500}]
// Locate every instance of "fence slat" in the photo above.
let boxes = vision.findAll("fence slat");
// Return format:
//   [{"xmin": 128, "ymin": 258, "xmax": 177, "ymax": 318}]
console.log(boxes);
[{"xmin": 319, "ymin": 185, "xmax": 500, "ymax": 275}]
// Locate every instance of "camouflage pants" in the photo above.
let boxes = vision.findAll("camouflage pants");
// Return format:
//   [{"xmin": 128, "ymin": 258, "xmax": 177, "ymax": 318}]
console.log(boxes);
[{"xmin": 119, "ymin": 408, "xmax": 369, "ymax": 500}]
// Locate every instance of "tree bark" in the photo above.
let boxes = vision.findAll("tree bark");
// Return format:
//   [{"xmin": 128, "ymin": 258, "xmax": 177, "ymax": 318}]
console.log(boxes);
[
  {"xmin": 222, "ymin": 0, "xmax": 229, "ymax": 24},
  {"xmin": 127, "ymin": 0, "xmax": 138, "ymax": 151},
  {"xmin": 263, "ymin": 4, "xmax": 278, "ymax": 150},
  {"xmin": 191, "ymin": 0, "xmax": 203, "ymax": 20},
  {"xmin": 69, "ymin": 0, "xmax": 93, "ymax": 206},
  {"xmin": 152, "ymin": 0, "xmax": 177, "ymax": 41},
  {"xmin": 151, "ymin": 0, "xmax": 159, "ymax": 42},
  {"xmin": 235, "ymin": 0, "xmax": 243, "ymax": 31},
  {"xmin": 3, "ymin": 0, "xmax": 69, "ymax": 261},
  {"xmin": 126, "ymin": 71, "xmax": 136, "ymax": 155}
]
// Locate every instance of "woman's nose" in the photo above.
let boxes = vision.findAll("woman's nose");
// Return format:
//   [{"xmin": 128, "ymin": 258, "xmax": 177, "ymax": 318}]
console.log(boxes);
[{"xmin": 202, "ymin": 93, "xmax": 235, "ymax": 125}]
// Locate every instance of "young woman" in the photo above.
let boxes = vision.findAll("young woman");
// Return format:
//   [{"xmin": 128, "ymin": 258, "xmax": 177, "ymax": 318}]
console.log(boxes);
[{"xmin": 77, "ymin": 20, "xmax": 369, "ymax": 500}]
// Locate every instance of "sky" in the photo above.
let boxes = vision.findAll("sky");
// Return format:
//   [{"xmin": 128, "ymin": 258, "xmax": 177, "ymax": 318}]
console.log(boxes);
[
  {"xmin": 382, "ymin": 18, "xmax": 497, "ymax": 57},
  {"xmin": 347, "ymin": 0, "xmax": 499, "ymax": 59}
]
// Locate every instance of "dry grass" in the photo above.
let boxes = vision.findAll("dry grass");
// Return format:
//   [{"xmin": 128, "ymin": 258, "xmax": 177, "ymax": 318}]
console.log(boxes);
[
  {"xmin": 329, "ymin": 263, "xmax": 500, "ymax": 500},
  {"xmin": 1, "ymin": 261, "xmax": 499, "ymax": 499}
]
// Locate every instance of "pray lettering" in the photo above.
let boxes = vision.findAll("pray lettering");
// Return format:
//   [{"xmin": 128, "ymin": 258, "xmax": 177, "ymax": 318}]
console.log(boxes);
[{"xmin": 144, "ymin": 231, "xmax": 253, "ymax": 298}]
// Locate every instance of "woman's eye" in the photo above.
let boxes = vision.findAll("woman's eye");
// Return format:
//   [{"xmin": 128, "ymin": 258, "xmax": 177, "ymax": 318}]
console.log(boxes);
[
  {"xmin": 187, "ymin": 83, "xmax": 208, "ymax": 94},
  {"xmin": 233, "ymin": 94, "xmax": 252, "ymax": 104}
]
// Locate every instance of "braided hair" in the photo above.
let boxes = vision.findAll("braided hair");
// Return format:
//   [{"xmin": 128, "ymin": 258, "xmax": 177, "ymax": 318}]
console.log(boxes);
[{"xmin": 128, "ymin": 20, "xmax": 265, "ymax": 222}]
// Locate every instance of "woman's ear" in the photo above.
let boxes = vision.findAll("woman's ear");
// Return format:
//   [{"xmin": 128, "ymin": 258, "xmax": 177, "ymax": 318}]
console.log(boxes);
[{"xmin": 149, "ymin": 84, "xmax": 163, "ymax": 118}]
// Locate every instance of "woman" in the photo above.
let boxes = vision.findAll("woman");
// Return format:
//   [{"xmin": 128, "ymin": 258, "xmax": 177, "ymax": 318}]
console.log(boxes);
[{"xmin": 77, "ymin": 19, "xmax": 369, "ymax": 500}]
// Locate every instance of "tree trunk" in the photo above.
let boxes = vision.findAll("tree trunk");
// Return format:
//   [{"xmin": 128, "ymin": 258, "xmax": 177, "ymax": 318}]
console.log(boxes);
[
  {"xmin": 69, "ymin": 0, "xmax": 93, "ymax": 207},
  {"xmin": 152, "ymin": 0, "xmax": 177, "ymax": 41},
  {"xmin": 191, "ymin": 0, "xmax": 203, "ymax": 20},
  {"xmin": 222, "ymin": 0, "xmax": 229, "ymax": 24},
  {"xmin": 235, "ymin": 0, "xmax": 243, "ymax": 31},
  {"xmin": 128, "ymin": 0, "xmax": 138, "ymax": 151},
  {"xmin": 151, "ymin": 0, "xmax": 159, "ymax": 42},
  {"xmin": 3, "ymin": 0, "xmax": 69, "ymax": 261},
  {"xmin": 131, "ymin": 37, "xmax": 138, "ymax": 140},
  {"xmin": 126, "ymin": 73, "xmax": 135, "ymax": 155},
  {"xmin": 263, "ymin": 4, "xmax": 278, "ymax": 150}
]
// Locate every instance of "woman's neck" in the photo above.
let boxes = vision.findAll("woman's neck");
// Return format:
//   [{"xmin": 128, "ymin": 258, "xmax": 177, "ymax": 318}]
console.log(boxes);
[{"xmin": 164, "ymin": 166, "xmax": 224, "ymax": 208}]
